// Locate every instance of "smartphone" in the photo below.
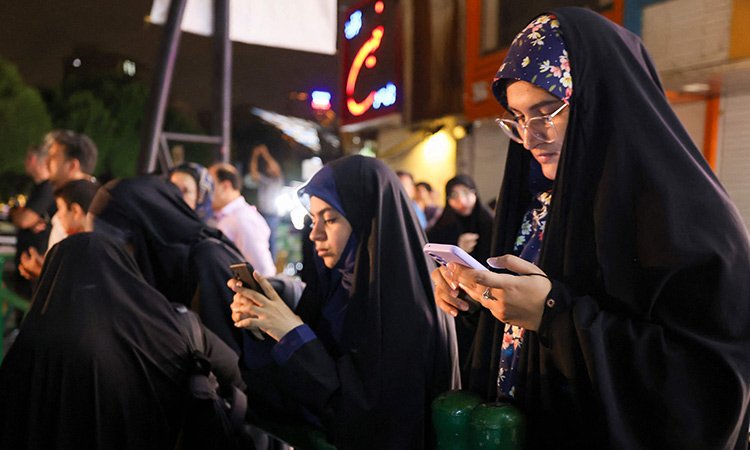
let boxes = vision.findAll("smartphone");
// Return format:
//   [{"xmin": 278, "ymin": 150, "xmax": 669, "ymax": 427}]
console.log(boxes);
[
  {"xmin": 423, "ymin": 243, "xmax": 488, "ymax": 271},
  {"xmin": 229, "ymin": 262, "xmax": 265, "ymax": 341},
  {"xmin": 229, "ymin": 262, "xmax": 261, "ymax": 291}
]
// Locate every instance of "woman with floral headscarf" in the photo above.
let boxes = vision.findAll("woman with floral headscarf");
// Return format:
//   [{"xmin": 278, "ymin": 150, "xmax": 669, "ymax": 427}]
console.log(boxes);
[{"xmin": 432, "ymin": 8, "xmax": 750, "ymax": 449}]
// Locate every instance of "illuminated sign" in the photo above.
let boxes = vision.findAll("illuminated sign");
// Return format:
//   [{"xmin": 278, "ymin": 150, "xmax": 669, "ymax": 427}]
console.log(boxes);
[{"xmin": 341, "ymin": 0, "xmax": 401, "ymax": 126}]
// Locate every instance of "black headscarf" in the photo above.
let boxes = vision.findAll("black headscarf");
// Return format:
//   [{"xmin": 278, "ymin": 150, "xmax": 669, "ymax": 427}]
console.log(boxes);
[
  {"xmin": 467, "ymin": 7, "xmax": 750, "ymax": 449},
  {"xmin": 427, "ymin": 174, "xmax": 495, "ymax": 263},
  {"xmin": 0, "ymin": 233, "xmax": 192, "ymax": 449},
  {"xmin": 88, "ymin": 176, "xmax": 247, "ymax": 354},
  {"xmin": 254, "ymin": 155, "xmax": 459, "ymax": 449}
]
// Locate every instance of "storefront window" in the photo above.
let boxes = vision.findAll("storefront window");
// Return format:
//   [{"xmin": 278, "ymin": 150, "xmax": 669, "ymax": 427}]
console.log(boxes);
[{"xmin": 481, "ymin": 0, "xmax": 614, "ymax": 54}]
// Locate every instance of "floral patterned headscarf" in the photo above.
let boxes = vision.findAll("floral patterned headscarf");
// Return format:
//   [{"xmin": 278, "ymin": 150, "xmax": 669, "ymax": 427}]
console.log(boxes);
[{"xmin": 492, "ymin": 14, "xmax": 572, "ymax": 110}]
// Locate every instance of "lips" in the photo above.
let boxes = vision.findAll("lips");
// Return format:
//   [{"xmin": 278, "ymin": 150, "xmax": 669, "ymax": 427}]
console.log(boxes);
[{"xmin": 534, "ymin": 152, "xmax": 557, "ymax": 163}]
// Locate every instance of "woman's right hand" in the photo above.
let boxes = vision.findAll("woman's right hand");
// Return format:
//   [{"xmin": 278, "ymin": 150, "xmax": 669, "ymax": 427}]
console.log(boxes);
[{"xmin": 430, "ymin": 265, "xmax": 471, "ymax": 317}]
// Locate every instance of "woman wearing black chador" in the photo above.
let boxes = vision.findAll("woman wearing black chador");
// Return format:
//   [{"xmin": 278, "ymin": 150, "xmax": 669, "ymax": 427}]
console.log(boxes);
[
  {"xmin": 230, "ymin": 155, "xmax": 459, "ymax": 449},
  {"xmin": 427, "ymin": 174, "xmax": 494, "ymax": 371},
  {"xmin": 432, "ymin": 8, "xmax": 750, "ymax": 449},
  {"xmin": 0, "ymin": 233, "xmax": 243, "ymax": 449}
]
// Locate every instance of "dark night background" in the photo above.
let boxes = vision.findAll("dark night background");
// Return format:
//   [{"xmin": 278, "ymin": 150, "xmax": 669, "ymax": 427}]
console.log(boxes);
[{"xmin": 0, "ymin": 0, "xmax": 342, "ymax": 122}]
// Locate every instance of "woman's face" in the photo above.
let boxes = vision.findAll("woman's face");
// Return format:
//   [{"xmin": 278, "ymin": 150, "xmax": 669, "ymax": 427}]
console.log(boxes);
[
  {"xmin": 505, "ymin": 80, "xmax": 569, "ymax": 180},
  {"xmin": 308, "ymin": 196, "xmax": 353, "ymax": 269},
  {"xmin": 447, "ymin": 184, "xmax": 477, "ymax": 217},
  {"xmin": 170, "ymin": 172, "xmax": 198, "ymax": 210}
]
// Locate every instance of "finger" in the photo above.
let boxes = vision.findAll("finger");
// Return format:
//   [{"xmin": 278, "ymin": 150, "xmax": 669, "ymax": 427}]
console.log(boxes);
[
  {"xmin": 486, "ymin": 254, "xmax": 542, "ymax": 275},
  {"xmin": 234, "ymin": 316, "xmax": 261, "ymax": 329},
  {"xmin": 231, "ymin": 283, "xmax": 267, "ymax": 307},
  {"xmin": 227, "ymin": 278, "xmax": 241, "ymax": 291},
  {"xmin": 230, "ymin": 294, "xmax": 250, "ymax": 311},
  {"xmin": 432, "ymin": 266, "xmax": 456, "ymax": 292},
  {"xmin": 452, "ymin": 266, "xmax": 518, "ymax": 295},
  {"xmin": 447, "ymin": 263, "xmax": 482, "ymax": 290},
  {"xmin": 439, "ymin": 265, "xmax": 458, "ymax": 289},
  {"xmin": 435, "ymin": 285, "xmax": 468, "ymax": 314},
  {"xmin": 240, "ymin": 288, "xmax": 271, "ymax": 307},
  {"xmin": 253, "ymin": 271, "xmax": 283, "ymax": 302}
]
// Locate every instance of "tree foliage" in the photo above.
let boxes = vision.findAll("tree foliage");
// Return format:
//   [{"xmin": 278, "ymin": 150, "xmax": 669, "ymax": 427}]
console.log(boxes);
[{"xmin": 0, "ymin": 57, "xmax": 52, "ymax": 174}]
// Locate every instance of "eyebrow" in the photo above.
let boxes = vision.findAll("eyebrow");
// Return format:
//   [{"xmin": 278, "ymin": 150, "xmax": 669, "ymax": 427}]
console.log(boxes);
[
  {"xmin": 509, "ymin": 99, "xmax": 562, "ymax": 116},
  {"xmin": 311, "ymin": 206, "xmax": 334, "ymax": 218}
]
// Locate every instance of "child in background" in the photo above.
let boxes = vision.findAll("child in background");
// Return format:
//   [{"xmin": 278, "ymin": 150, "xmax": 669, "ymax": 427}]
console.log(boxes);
[{"xmin": 53, "ymin": 179, "xmax": 100, "ymax": 235}]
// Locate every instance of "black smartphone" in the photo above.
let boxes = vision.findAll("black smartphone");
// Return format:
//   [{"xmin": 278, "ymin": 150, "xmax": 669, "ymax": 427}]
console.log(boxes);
[
  {"xmin": 229, "ymin": 262, "xmax": 261, "ymax": 292},
  {"xmin": 229, "ymin": 262, "xmax": 265, "ymax": 341}
]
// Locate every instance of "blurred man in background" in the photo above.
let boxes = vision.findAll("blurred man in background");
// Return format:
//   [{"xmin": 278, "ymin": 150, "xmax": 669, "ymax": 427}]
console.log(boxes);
[{"xmin": 210, "ymin": 163, "xmax": 275, "ymax": 276}]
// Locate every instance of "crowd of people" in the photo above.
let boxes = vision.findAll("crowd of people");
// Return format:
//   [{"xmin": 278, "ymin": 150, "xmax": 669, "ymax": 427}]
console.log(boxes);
[{"xmin": 1, "ymin": 7, "xmax": 749, "ymax": 450}]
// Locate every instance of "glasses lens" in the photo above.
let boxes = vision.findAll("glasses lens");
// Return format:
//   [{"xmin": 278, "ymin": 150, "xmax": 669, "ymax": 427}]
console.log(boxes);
[
  {"xmin": 527, "ymin": 117, "xmax": 556, "ymax": 144},
  {"xmin": 449, "ymin": 189, "xmax": 476, "ymax": 200},
  {"xmin": 495, "ymin": 119, "xmax": 524, "ymax": 144}
]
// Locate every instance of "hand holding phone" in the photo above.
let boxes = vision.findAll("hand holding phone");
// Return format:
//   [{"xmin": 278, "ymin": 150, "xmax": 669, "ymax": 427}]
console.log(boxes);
[
  {"xmin": 423, "ymin": 243, "xmax": 488, "ymax": 271},
  {"xmin": 229, "ymin": 262, "xmax": 265, "ymax": 340}
]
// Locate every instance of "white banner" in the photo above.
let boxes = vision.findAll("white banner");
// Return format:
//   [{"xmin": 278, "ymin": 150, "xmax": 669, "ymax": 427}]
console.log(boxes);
[{"xmin": 149, "ymin": 0, "xmax": 337, "ymax": 55}]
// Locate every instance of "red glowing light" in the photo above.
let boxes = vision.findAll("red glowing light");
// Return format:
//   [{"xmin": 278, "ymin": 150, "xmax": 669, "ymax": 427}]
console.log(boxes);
[
  {"xmin": 374, "ymin": 1, "xmax": 384, "ymax": 14},
  {"xmin": 365, "ymin": 55, "xmax": 377, "ymax": 69}
]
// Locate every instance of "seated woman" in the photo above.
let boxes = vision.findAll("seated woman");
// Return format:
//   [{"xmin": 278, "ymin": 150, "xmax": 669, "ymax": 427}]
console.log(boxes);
[
  {"xmin": 87, "ymin": 176, "xmax": 248, "ymax": 355},
  {"xmin": 229, "ymin": 155, "xmax": 459, "ymax": 449},
  {"xmin": 0, "ymin": 232, "xmax": 243, "ymax": 449}
]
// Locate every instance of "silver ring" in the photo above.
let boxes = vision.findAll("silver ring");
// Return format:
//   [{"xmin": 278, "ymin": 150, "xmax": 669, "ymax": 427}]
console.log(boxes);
[{"xmin": 482, "ymin": 287, "xmax": 496, "ymax": 300}]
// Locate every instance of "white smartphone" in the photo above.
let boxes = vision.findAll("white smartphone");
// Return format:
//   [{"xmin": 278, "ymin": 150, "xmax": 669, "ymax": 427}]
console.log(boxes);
[{"xmin": 423, "ymin": 243, "xmax": 488, "ymax": 271}]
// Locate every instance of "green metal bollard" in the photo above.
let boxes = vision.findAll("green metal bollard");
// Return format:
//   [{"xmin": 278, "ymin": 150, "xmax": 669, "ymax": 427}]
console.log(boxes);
[
  {"xmin": 468, "ymin": 402, "xmax": 524, "ymax": 449},
  {"xmin": 432, "ymin": 390, "xmax": 483, "ymax": 449}
]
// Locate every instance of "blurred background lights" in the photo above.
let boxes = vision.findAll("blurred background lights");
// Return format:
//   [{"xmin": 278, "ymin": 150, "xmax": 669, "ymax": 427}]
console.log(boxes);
[
  {"xmin": 310, "ymin": 90, "xmax": 331, "ymax": 111},
  {"xmin": 452, "ymin": 125, "xmax": 467, "ymax": 140},
  {"xmin": 123, "ymin": 59, "xmax": 136, "ymax": 76},
  {"xmin": 423, "ymin": 129, "xmax": 453, "ymax": 163}
]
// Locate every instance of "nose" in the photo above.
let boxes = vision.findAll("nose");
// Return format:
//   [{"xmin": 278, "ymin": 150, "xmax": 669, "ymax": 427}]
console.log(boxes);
[
  {"xmin": 308, "ymin": 219, "xmax": 325, "ymax": 242},
  {"xmin": 520, "ymin": 127, "xmax": 542, "ymax": 150}
]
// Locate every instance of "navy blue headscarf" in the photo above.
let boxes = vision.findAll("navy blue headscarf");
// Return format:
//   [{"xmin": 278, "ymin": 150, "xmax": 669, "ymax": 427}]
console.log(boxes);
[{"xmin": 297, "ymin": 165, "xmax": 358, "ymax": 348}]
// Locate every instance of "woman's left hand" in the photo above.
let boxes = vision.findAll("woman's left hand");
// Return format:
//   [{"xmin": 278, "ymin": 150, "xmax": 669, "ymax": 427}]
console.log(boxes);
[
  {"xmin": 445, "ymin": 255, "xmax": 552, "ymax": 331},
  {"xmin": 228, "ymin": 272, "xmax": 304, "ymax": 341}
]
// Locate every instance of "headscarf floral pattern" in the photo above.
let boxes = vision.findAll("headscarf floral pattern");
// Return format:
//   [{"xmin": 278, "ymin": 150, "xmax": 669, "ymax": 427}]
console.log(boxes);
[{"xmin": 492, "ymin": 14, "xmax": 573, "ymax": 107}]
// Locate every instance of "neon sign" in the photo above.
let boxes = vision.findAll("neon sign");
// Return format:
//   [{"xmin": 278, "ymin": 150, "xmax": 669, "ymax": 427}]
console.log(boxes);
[{"xmin": 341, "ymin": 0, "xmax": 401, "ymax": 126}]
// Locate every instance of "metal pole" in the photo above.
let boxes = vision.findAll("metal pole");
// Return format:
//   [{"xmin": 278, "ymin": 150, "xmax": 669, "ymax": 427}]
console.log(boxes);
[
  {"xmin": 138, "ymin": 0, "xmax": 188, "ymax": 175},
  {"xmin": 213, "ymin": 0, "xmax": 232, "ymax": 163}
]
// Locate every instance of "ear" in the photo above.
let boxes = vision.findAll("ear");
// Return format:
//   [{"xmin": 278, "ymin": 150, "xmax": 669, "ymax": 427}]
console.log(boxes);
[
  {"xmin": 67, "ymin": 158, "xmax": 82, "ymax": 175},
  {"xmin": 70, "ymin": 203, "xmax": 86, "ymax": 221},
  {"xmin": 221, "ymin": 179, "xmax": 234, "ymax": 192}
]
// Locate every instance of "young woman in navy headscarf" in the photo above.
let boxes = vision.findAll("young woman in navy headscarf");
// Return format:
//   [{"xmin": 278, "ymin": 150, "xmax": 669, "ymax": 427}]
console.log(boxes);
[
  {"xmin": 432, "ymin": 8, "xmax": 750, "ymax": 449},
  {"xmin": 229, "ymin": 155, "xmax": 459, "ymax": 449}
]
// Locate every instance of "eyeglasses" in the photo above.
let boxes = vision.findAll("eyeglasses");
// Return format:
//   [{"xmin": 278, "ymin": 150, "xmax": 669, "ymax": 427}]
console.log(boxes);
[
  {"xmin": 495, "ymin": 102, "xmax": 568, "ymax": 145},
  {"xmin": 448, "ymin": 188, "xmax": 476, "ymax": 200}
]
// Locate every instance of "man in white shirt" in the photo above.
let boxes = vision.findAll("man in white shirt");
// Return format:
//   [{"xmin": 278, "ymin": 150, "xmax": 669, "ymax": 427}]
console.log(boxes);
[
  {"xmin": 19, "ymin": 130, "xmax": 98, "ymax": 280},
  {"xmin": 209, "ymin": 163, "xmax": 276, "ymax": 277}
]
